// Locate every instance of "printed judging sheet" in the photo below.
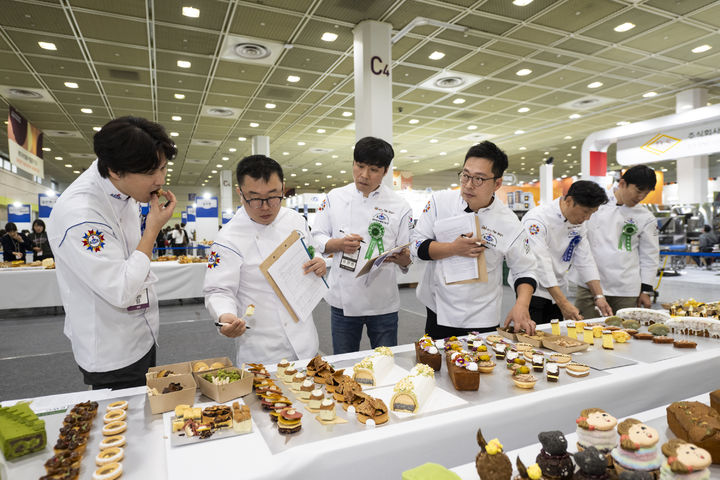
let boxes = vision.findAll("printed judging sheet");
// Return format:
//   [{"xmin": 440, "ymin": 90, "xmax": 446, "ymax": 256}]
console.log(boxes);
[{"xmin": 433, "ymin": 214, "xmax": 479, "ymax": 284}]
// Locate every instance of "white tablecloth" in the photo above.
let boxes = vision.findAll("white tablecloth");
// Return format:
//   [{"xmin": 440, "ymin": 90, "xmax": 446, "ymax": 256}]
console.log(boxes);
[{"xmin": 0, "ymin": 262, "xmax": 207, "ymax": 309}]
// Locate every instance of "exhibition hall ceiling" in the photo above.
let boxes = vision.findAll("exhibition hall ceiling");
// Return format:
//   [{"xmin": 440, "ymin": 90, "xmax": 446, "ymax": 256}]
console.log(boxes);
[{"xmin": 1, "ymin": 0, "xmax": 719, "ymax": 192}]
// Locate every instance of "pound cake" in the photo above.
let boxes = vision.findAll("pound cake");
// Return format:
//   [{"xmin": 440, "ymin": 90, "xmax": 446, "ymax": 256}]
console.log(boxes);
[{"xmin": 666, "ymin": 401, "xmax": 720, "ymax": 463}]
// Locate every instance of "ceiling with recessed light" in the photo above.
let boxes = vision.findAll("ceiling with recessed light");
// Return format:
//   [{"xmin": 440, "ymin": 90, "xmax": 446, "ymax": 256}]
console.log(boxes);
[{"xmin": 1, "ymin": 0, "xmax": 720, "ymax": 193}]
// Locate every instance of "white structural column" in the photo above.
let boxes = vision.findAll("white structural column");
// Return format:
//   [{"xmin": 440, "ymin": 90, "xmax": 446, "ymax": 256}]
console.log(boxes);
[
  {"xmin": 539, "ymin": 163, "xmax": 554, "ymax": 205},
  {"xmin": 675, "ymin": 88, "xmax": 708, "ymax": 204},
  {"xmin": 219, "ymin": 169, "xmax": 234, "ymax": 220},
  {"xmin": 353, "ymin": 20, "xmax": 393, "ymax": 187},
  {"xmin": 251, "ymin": 135, "xmax": 270, "ymax": 156}
]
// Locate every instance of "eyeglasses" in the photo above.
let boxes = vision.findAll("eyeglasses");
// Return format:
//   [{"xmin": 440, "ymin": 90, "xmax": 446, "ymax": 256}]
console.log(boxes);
[
  {"xmin": 239, "ymin": 190, "xmax": 283, "ymax": 209},
  {"xmin": 458, "ymin": 172, "xmax": 499, "ymax": 187}
]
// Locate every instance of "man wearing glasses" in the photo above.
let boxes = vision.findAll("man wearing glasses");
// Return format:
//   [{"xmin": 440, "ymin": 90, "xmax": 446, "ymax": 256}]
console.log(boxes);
[
  {"xmin": 312, "ymin": 137, "xmax": 413, "ymax": 354},
  {"xmin": 203, "ymin": 155, "xmax": 326, "ymax": 365},
  {"xmin": 411, "ymin": 141, "xmax": 538, "ymax": 338}
]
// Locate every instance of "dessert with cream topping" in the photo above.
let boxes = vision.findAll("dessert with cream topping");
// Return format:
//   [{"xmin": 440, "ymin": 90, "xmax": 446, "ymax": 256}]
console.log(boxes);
[
  {"xmin": 390, "ymin": 363, "xmax": 436, "ymax": 414},
  {"xmin": 352, "ymin": 346, "xmax": 395, "ymax": 386}
]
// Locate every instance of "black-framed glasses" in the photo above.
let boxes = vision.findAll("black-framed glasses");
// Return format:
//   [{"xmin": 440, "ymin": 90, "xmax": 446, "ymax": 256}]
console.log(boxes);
[
  {"xmin": 458, "ymin": 172, "xmax": 499, "ymax": 187},
  {"xmin": 239, "ymin": 190, "xmax": 283, "ymax": 208}
]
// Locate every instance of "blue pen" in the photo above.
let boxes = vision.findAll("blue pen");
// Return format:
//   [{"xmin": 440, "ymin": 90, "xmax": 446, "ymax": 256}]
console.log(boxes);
[{"xmin": 300, "ymin": 237, "xmax": 329, "ymax": 288}]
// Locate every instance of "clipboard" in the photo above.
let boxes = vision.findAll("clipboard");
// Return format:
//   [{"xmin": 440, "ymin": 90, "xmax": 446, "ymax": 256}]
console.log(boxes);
[
  {"xmin": 446, "ymin": 216, "xmax": 488, "ymax": 285},
  {"xmin": 355, "ymin": 242, "xmax": 411, "ymax": 278},
  {"xmin": 259, "ymin": 230, "xmax": 328, "ymax": 323}
]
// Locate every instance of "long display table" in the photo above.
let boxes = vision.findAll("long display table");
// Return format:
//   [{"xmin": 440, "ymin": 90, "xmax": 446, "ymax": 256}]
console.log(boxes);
[{"xmin": 2, "ymin": 325, "xmax": 720, "ymax": 479}]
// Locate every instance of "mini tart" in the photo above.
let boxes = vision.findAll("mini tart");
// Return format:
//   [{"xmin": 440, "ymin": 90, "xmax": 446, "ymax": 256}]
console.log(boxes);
[
  {"xmin": 103, "ymin": 409, "xmax": 127, "ymax": 423},
  {"xmin": 99, "ymin": 435, "xmax": 126, "ymax": 449},
  {"xmin": 106, "ymin": 400, "xmax": 128, "ymax": 412},
  {"xmin": 565, "ymin": 363, "xmax": 590, "ymax": 377},
  {"xmin": 476, "ymin": 360, "xmax": 496, "ymax": 373},
  {"xmin": 652, "ymin": 335, "xmax": 674, "ymax": 344},
  {"xmin": 93, "ymin": 462, "xmax": 123, "ymax": 480},
  {"xmin": 512, "ymin": 374, "xmax": 537, "ymax": 389},
  {"xmin": 514, "ymin": 343, "xmax": 534, "ymax": 352},
  {"xmin": 548, "ymin": 353, "xmax": 571, "ymax": 366},
  {"xmin": 102, "ymin": 420, "xmax": 127, "ymax": 436},
  {"xmin": 96, "ymin": 447, "xmax": 124, "ymax": 466},
  {"xmin": 484, "ymin": 334, "xmax": 503, "ymax": 346}
]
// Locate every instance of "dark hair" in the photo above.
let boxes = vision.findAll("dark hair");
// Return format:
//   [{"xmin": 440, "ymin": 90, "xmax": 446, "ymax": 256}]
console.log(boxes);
[
  {"xmin": 32, "ymin": 219, "xmax": 46, "ymax": 231},
  {"xmin": 236, "ymin": 155, "xmax": 284, "ymax": 187},
  {"xmin": 464, "ymin": 141, "xmax": 508, "ymax": 178},
  {"xmin": 94, "ymin": 116, "xmax": 176, "ymax": 178},
  {"xmin": 566, "ymin": 180, "xmax": 608, "ymax": 208},
  {"xmin": 622, "ymin": 165, "xmax": 656, "ymax": 191},
  {"xmin": 4, "ymin": 222, "xmax": 17, "ymax": 232},
  {"xmin": 353, "ymin": 137, "xmax": 394, "ymax": 170},
  {"xmin": 704, "ymin": 225, "xmax": 712, "ymax": 233}
]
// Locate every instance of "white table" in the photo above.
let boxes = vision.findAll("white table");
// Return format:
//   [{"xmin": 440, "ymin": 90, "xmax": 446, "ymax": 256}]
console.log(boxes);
[
  {"xmin": 3, "ymin": 332, "xmax": 720, "ymax": 480},
  {"xmin": 0, "ymin": 261, "xmax": 207, "ymax": 309}
]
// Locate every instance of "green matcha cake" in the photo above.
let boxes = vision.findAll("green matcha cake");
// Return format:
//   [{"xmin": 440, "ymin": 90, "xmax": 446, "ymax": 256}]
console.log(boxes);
[{"xmin": 0, "ymin": 403, "xmax": 46, "ymax": 459}]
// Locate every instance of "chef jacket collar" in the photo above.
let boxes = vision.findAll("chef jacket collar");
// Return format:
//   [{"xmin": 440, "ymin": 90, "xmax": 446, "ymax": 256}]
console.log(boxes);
[
  {"xmin": 552, "ymin": 196, "xmax": 584, "ymax": 226},
  {"xmin": 99, "ymin": 172, "xmax": 131, "ymax": 202},
  {"xmin": 353, "ymin": 183, "xmax": 382, "ymax": 199},
  {"xmin": 460, "ymin": 193, "xmax": 496, "ymax": 213}
]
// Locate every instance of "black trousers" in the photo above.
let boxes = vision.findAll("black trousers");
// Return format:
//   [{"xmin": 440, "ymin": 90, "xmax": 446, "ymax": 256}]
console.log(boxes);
[
  {"xmin": 425, "ymin": 307, "xmax": 497, "ymax": 339},
  {"xmin": 528, "ymin": 295, "xmax": 563, "ymax": 325},
  {"xmin": 79, "ymin": 344, "xmax": 156, "ymax": 390}
]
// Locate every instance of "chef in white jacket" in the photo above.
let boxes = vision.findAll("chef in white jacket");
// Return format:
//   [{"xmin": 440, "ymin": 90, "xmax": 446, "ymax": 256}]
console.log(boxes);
[
  {"xmin": 516, "ymin": 180, "xmax": 612, "ymax": 324},
  {"xmin": 311, "ymin": 137, "xmax": 413, "ymax": 354},
  {"xmin": 575, "ymin": 165, "xmax": 659, "ymax": 318},
  {"xmin": 411, "ymin": 141, "xmax": 538, "ymax": 338},
  {"xmin": 203, "ymin": 155, "xmax": 326, "ymax": 366},
  {"xmin": 47, "ymin": 116, "xmax": 177, "ymax": 389}
]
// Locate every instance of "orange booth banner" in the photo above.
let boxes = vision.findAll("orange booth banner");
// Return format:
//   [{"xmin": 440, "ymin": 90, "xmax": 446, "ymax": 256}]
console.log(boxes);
[{"xmin": 392, "ymin": 171, "xmax": 413, "ymax": 190}]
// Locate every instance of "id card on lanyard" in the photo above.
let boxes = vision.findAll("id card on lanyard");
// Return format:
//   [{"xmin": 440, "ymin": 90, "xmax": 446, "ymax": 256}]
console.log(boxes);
[
  {"xmin": 339, "ymin": 249, "xmax": 360, "ymax": 271},
  {"xmin": 128, "ymin": 289, "xmax": 150, "ymax": 311}
]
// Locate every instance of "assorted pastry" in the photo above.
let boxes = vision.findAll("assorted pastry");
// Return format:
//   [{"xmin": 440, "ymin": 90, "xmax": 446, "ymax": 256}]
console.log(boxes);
[
  {"xmin": 352, "ymin": 346, "xmax": 395, "ymax": 386},
  {"xmin": 416, "ymin": 334, "xmax": 442, "ymax": 371},
  {"xmin": 172, "ymin": 402, "xmax": 252, "ymax": 440},
  {"xmin": 390, "ymin": 363, "xmax": 436, "ymax": 413}
]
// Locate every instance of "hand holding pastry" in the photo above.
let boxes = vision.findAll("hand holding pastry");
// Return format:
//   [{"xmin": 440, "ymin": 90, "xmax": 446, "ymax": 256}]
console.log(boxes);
[
  {"xmin": 504, "ymin": 303, "xmax": 535, "ymax": 336},
  {"xmin": 145, "ymin": 189, "xmax": 176, "ymax": 234},
  {"xmin": 218, "ymin": 312, "xmax": 246, "ymax": 338}
]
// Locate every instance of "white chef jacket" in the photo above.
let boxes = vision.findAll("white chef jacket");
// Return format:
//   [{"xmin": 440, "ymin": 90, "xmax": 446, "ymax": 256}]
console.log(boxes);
[
  {"xmin": 410, "ymin": 190, "xmax": 537, "ymax": 328},
  {"xmin": 584, "ymin": 192, "xmax": 659, "ymax": 297},
  {"xmin": 203, "ymin": 207, "xmax": 320, "ymax": 366},
  {"xmin": 47, "ymin": 160, "xmax": 159, "ymax": 372},
  {"xmin": 516, "ymin": 198, "xmax": 599, "ymax": 302},
  {"xmin": 311, "ymin": 183, "xmax": 413, "ymax": 316}
]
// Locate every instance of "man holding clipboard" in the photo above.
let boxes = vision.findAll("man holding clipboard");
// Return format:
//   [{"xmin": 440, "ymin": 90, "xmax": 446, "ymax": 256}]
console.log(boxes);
[
  {"xmin": 312, "ymin": 137, "xmax": 413, "ymax": 354},
  {"xmin": 203, "ymin": 155, "xmax": 326, "ymax": 365},
  {"xmin": 411, "ymin": 141, "xmax": 538, "ymax": 338}
]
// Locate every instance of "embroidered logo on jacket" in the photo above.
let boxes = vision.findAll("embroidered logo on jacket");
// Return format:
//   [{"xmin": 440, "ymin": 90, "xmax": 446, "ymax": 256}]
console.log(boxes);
[
  {"xmin": 422, "ymin": 201, "xmax": 431, "ymax": 213},
  {"xmin": 318, "ymin": 199, "xmax": 327, "ymax": 212},
  {"xmin": 528, "ymin": 224, "xmax": 540, "ymax": 236},
  {"xmin": 81, "ymin": 229, "xmax": 105, "ymax": 252},
  {"xmin": 208, "ymin": 251, "xmax": 220, "ymax": 269}
]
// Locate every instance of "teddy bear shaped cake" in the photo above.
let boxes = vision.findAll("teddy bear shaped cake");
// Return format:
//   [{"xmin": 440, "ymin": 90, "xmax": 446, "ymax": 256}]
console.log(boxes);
[
  {"xmin": 536, "ymin": 430, "xmax": 574, "ymax": 480},
  {"xmin": 659, "ymin": 439, "xmax": 712, "ymax": 480},
  {"xmin": 610, "ymin": 418, "xmax": 663, "ymax": 477},
  {"xmin": 476, "ymin": 429, "xmax": 512, "ymax": 480},
  {"xmin": 576, "ymin": 408, "xmax": 618, "ymax": 464}
]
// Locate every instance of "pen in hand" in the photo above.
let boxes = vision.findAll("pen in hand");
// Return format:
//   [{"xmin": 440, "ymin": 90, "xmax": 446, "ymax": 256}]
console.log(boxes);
[
  {"xmin": 460, "ymin": 233, "xmax": 484, "ymax": 247},
  {"xmin": 338, "ymin": 229, "xmax": 366, "ymax": 243}
]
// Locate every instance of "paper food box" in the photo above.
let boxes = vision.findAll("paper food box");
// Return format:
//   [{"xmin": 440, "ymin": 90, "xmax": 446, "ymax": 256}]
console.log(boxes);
[
  {"xmin": 197, "ymin": 367, "xmax": 253, "ymax": 403},
  {"xmin": 515, "ymin": 331, "xmax": 550, "ymax": 348},
  {"xmin": 146, "ymin": 375, "xmax": 196, "ymax": 415},
  {"xmin": 145, "ymin": 361, "xmax": 192, "ymax": 382},
  {"xmin": 541, "ymin": 335, "xmax": 590, "ymax": 354},
  {"xmin": 191, "ymin": 357, "xmax": 233, "ymax": 382},
  {"xmin": 496, "ymin": 327, "xmax": 518, "ymax": 342}
]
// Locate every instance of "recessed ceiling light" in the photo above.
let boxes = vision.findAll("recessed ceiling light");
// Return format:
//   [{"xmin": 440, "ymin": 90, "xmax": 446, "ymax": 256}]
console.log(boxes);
[
  {"xmin": 450, "ymin": 183, "xmax": 458, "ymax": 187},
  {"xmin": 408, "ymin": 119, "xmax": 419, "ymax": 124},
  {"xmin": 168, "ymin": 161, "xmax": 174, "ymax": 165},
  {"xmin": 38, "ymin": 41, "xmax": 57, "ymax": 50},
  {"xmin": 170, "ymin": 132, "xmax": 179, "ymax": 137},
  {"xmin": 55, "ymin": 156, "xmax": 63, "ymax": 160},
  {"xmin": 515, "ymin": 130, "xmax": 525, "ymax": 135},
  {"xmin": 566, "ymin": 153, "xmax": 572, "ymax": 157},
  {"xmin": 81, "ymin": 108, "xmax": 93, "ymax": 114},
  {"xmin": 287, "ymin": 75, "xmax": 300, "ymax": 83},
  {"xmin": 238, "ymin": 137, "xmax": 246, "ymax": 141},
  {"xmin": 216, "ymin": 164, "xmax": 222, "ymax": 168},
  {"xmin": 569, "ymin": 113, "xmax": 581, "ymax": 119},
  {"xmin": 331, "ymin": 155, "xmax": 338, "ymax": 159},
  {"xmin": 297, "ymin": 141, "xmax": 305, "ymax": 146},
  {"xmin": 177, "ymin": 60, "xmax": 191, "ymax": 69},
  {"xmin": 302, "ymin": 168, "xmax": 308, "ymax": 172},
  {"xmin": 439, "ymin": 152, "xmax": 447, "ymax": 156},
  {"xmin": 517, "ymin": 107, "xmax": 530, "ymax": 113},
  {"xmin": 400, "ymin": 149, "xmax": 407, "ymax": 153},
  {"xmin": 182, "ymin": 6, "xmax": 200, "ymax": 17},
  {"xmin": 73, "ymin": 170, "xmax": 80, "ymax": 174},
  {"xmin": 93, "ymin": 126, "xmax": 101, "ymax": 131},
  {"xmin": 249, "ymin": 122, "xmax": 259, "ymax": 128},
  {"xmin": 42, "ymin": 147, "xmax": 51, "ymax": 152},
  {"xmin": 304, "ymin": 182, "xmax": 309, "ymax": 186},
  {"xmin": 265, "ymin": 103, "xmax": 276, "ymax": 109},
  {"xmin": 168, "ymin": 168, "xmax": 174, "ymax": 172},
  {"xmin": 315, "ymin": 162, "xmax": 322, "ymax": 166},
  {"xmin": 428, "ymin": 51, "xmax": 446, "ymax": 60},
  {"xmin": 429, "ymin": 139, "xmax": 438, "ymax": 143},
  {"xmin": 691, "ymin": 44, "xmax": 712, "ymax": 53},
  {"xmin": 326, "ymin": 175, "xmax": 332, "ymax": 178},
  {"xmin": 211, "ymin": 170, "xmax": 217, "ymax": 173},
  {"xmin": 412, "ymin": 160, "xmax": 419, "ymax": 163},
  {"xmin": 229, "ymin": 148, "xmax": 237, "ymax": 152},
  {"xmin": 642, "ymin": 91, "xmax": 657, "ymax": 98},
  {"xmin": 221, "ymin": 156, "xmax": 228, "ymax": 161},
  {"xmin": 172, "ymin": 115, "xmax": 182, "ymax": 121},
  {"xmin": 321, "ymin": 32, "xmax": 338, "ymax": 42},
  {"xmin": 340, "ymin": 170, "xmax": 346, "ymax": 174},
  {"xmin": 519, "ymin": 147, "xmax": 526, "ymax": 151},
  {"xmin": 64, "ymin": 164, "xmax": 72, "ymax": 168},
  {"xmin": 513, "ymin": 0, "xmax": 534, "ymax": 5},
  {"xmin": 316, "ymin": 129, "xmax": 326, "ymax": 133},
  {"xmin": 587, "ymin": 81, "xmax": 603, "ymax": 89},
  {"xmin": 564, "ymin": 135, "xmax": 572, "ymax": 140},
  {"xmin": 544, "ymin": 152, "xmax": 549, "ymax": 155},
  {"xmin": 174, "ymin": 93, "xmax": 185, "ymax": 99},
  {"xmin": 452, "ymin": 98, "xmax": 466, "ymax": 106},
  {"xmin": 516, "ymin": 68, "xmax": 532, "ymax": 76},
  {"xmin": 571, "ymin": 145, "xmax": 577, "ymax": 149},
  {"xmin": 282, "ymin": 152, "xmax": 289, "ymax": 156},
  {"xmin": 64, "ymin": 82, "xmax": 78, "ymax": 89},
  {"xmin": 315, "ymin": 179, "xmax": 319, "ymax": 182},
  {"xmin": 614, "ymin": 22, "xmax": 635, "ymax": 32},
  {"xmin": 468, "ymin": 125, "xmax": 480, "ymax": 131},
  {"xmin": 616, "ymin": 121, "xmax": 630, "ymax": 126},
  {"xmin": 342, "ymin": 111, "xmax": 352, "ymax": 117},
  {"xmin": 429, "ymin": 168, "xmax": 435, "ymax": 172}
]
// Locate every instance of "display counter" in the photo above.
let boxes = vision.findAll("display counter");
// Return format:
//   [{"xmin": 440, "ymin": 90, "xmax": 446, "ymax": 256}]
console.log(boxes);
[
  {"xmin": 2, "ymin": 324, "xmax": 720, "ymax": 479},
  {"xmin": 0, "ymin": 261, "xmax": 207, "ymax": 310}
]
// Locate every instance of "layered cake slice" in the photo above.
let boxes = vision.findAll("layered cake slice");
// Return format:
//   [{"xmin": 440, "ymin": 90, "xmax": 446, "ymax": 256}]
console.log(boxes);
[
  {"xmin": 0, "ymin": 403, "xmax": 46, "ymax": 459},
  {"xmin": 352, "ymin": 346, "xmax": 394, "ymax": 386},
  {"xmin": 415, "ymin": 334, "xmax": 442, "ymax": 371},
  {"xmin": 390, "ymin": 364, "xmax": 435, "ymax": 414}
]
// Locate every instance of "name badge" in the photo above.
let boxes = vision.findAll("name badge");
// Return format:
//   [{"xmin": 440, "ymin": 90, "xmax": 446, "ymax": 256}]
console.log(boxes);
[
  {"xmin": 127, "ymin": 289, "xmax": 150, "ymax": 311},
  {"xmin": 339, "ymin": 249, "xmax": 360, "ymax": 272}
]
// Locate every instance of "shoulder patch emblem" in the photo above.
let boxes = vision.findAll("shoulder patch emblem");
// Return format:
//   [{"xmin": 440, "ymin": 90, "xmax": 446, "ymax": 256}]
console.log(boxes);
[
  {"xmin": 422, "ymin": 200, "xmax": 431, "ymax": 213},
  {"xmin": 208, "ymin": 251, "xmax": 220, "ymax": 269},
  {"xmin": 81, "ymin": 229, "xmax": 105, "ymax": 252},
  {"xmin": 317, "ymin": 198, "xmax": 327, "ymax": 212},
  {"xmin": 528, "ymin": 224, "xmax": 540, "ymax": 236}
]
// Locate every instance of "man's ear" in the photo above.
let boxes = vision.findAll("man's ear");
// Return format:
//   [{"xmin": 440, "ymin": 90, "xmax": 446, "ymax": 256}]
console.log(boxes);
[{"xmin": 107, "ymin": 169, "xmax": 123, "ymax": 181}]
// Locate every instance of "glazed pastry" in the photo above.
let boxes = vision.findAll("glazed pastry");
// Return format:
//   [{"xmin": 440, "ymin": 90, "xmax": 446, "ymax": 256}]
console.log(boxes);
[
  {"xmin": 536, "ymin": 430, "xmax": 574, "ymax": 480},
  {"xmin": 353, "ymin": 347, "xmax": 394, "ymax": 386},
  {"xmin": 659, "ymin": 439, "xmax": 712, "ymax": 480},
  {"xmin": 106, "ymin": 401, "xmax": 127, "ymax": 412},
  {"xmin": 98, "ymin": 435, "xmax": 125, "ymax": 450},
  {"xmin": 415, "ymin": 334, "xmax": 442, "ymax": 371},
  {"xmin": 573, "ymin": 446, "xmax": 610, "ymax": 480},
  {"xmin": 576, "ymin": 408, "xmax": 618, "ymax": 461},
  {"xmin": 476, "ymin": 429, "xmax": 512, "ymax": 480},
  {"xmin": 673, "ymin": 340, "xmax": 697, "ymax": 349},
  {"xmin": 611, "ymin": 418, "xmax": 662, "ymax": 477}
]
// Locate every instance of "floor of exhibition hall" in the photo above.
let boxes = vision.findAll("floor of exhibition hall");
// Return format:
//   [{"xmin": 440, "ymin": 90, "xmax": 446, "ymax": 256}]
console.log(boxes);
[{"xmin": 1, "ymin": 264, "xmax": 718, "ymax": 401}]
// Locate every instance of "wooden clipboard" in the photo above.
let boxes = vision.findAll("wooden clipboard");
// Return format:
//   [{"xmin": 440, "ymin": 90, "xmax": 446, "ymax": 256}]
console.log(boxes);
[
  {"xmin": 446, "ymin": 216, "xmax": 488, "ymax": 285},
  {"xmin": 258, "ymin": 230, "xmax": 302, "ymax": 323}
]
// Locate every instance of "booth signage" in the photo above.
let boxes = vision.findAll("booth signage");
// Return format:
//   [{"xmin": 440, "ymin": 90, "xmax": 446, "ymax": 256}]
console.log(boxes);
[
  {"xmin": 196, "ymin": 197, "xmax": 218, "ymax": 218},
  {"xmin": 7, "ymin": 106, "xmax": 44, "ymax": 178},
  {"xmin": 38, "ymin": 193, "xmax": 56, "ymax": 219},
  {"xmin": 8, "ymin": 204, "xmax": 31, "ymax": 222}
]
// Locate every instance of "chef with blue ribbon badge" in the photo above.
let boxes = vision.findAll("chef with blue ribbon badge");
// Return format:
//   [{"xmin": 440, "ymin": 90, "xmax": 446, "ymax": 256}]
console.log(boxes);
[{"xmin": 513, "ymin": 180, "xmax": 613, "ymax": 324}]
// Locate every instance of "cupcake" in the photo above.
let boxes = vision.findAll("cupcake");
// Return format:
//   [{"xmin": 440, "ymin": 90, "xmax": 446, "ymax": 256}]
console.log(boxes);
[
  {"xmin": 573, "ymin": 446, "xmax": 610, "ymax": 480},
  {"xmin": 536, "ymin": 431, "xmax": 574, "ymax": 480},
  {"xmin": 659, "ymin": 439, "xmax": 712, "ymax": 480},
  {"xmin": 476, "ymin": 429, "xmax": 512, "ymax": 480},
  {"xmin": 610, "ymin": 419, "xmax": 662, "ymax": 478},
  {"xmin": 576, "ymin": 408, "xmax": 618, "ymax": 463}
]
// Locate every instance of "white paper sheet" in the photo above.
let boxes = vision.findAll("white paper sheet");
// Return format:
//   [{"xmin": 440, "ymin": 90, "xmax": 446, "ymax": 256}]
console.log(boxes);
[
  {"xmin": 433, "ymin": 214, "xmax": 478, "ymax": 283},
  {"xmin": 356, "ymin": 243, "xmax": 410, "ymax": 286},
  {"xmin": 266, "ymin": 238, "xmax": 329, "ymax": 321}
]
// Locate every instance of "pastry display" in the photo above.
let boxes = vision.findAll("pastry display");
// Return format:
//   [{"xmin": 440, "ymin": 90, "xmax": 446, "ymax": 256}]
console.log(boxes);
[
  {"xmin": 673, "ymin": 340, "xmax": 697, "ymax": 348},
  {"xmin": 622, "ymin": 319, "xmax": 641, "ymax": 330},
  {"xmin": 277, "ymin": 407, "xmax": 303, "ymax": 434},
  {"xmin": 659, "ymin": 439, "xmax": 712, "ymax": 480},
  {"xmin": 566, "ymin": 363, "xmax": 590, "ymax": 378},
  {"xmin": 477, "ymin": 354, "xmax": 496, "ymax": 373},
  {"xmin": 325, "ymin": 369, "xmax": 346, "ymax": 394},
  {"xmin": 447, "ymin": 350, "xmax": 480, "ymax": 391},
  {"xmin": 356, "ymin": 396, "xmax": 389, "ymax": 425},
  {"xmin": 601, "ymin": 330, "xmax": 614, "ymax": 350},
  {"xmin": 390, "ymin": 364, "xmax": 436, "ymax": 413},
  {"xmin": 317, "ymin": 398, "xmax": 336, "ymax": 421},
  {"xmin": 536, "ymin": 430, "xmax": 574, "ymax": 480},
  {"xmin": 546, "ymin": 363, "xmax": 560, "ymax": 382},
  {"xmin": 476, "ymin": 429, "xmax": 512, "ymax": 480},
  {"xmin": 666, "ymin": 299, "xmax": 720, "ymax": 318},
  {"xmin": 353, "ymin": 346, "xmax": 395, "ymax": 386},
  {"xmin": 416, "ymin": 334, "xmax": 442, "ymax": 371},
  {"xmin": 666, "ymin": 401, "xmax": 720, "ymax": 462},
  {"xmin": 652, "ymin": 336, "xmax": 674, "ymax": 344},
  {"xmin": 0, "ymin": 402, "xmax": 46, "ymax": 459},
  {"xmin": 231, "ymin": 402, "xmax": 252, "ymax": 433},
  {"xmin": 665, "ymin": 316, "xmax": 720, "ymax": 339},
  {"xmin": 576, "ymin": 408, "xmax": 618, "ymax": 461},
  {"xmin": 511, "ymin": 366, "xmax": 537, "ymax": 389},
  {"xmin": 610, "ymin": 418, "xmax": 662, "ymax": 477},
  {"xmin": 573, "ymin": 446, "xmax": 610, "ymax": 480}
]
